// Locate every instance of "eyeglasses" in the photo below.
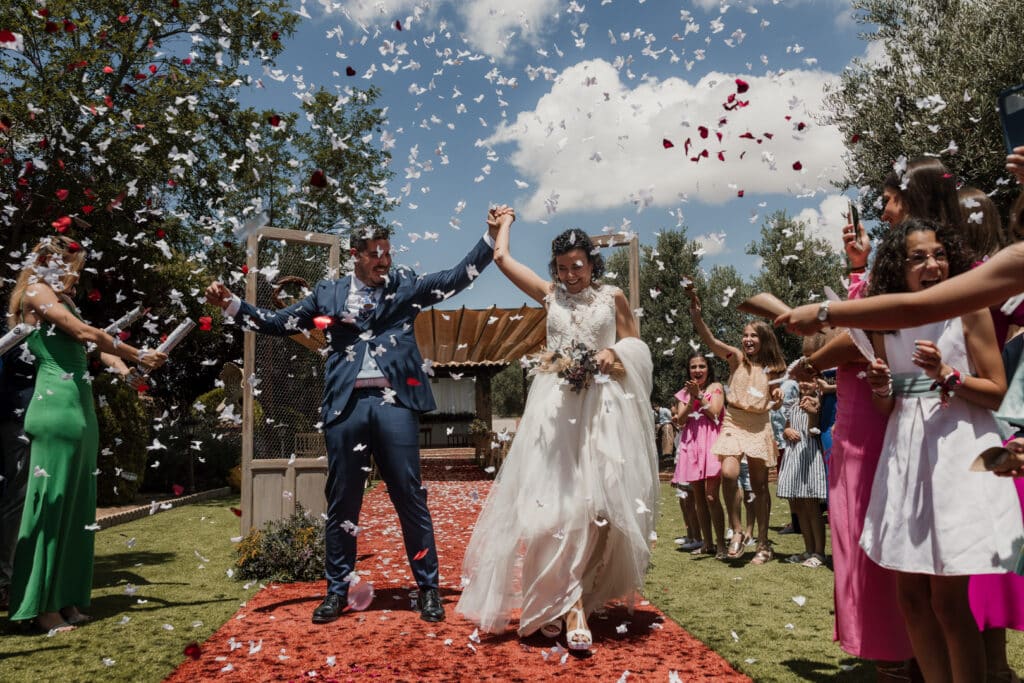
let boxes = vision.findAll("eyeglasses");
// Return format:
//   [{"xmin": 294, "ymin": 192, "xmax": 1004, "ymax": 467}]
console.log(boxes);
[{"xmin": 905, "ymin": 250, "xmax": 948, "ymax": 269}]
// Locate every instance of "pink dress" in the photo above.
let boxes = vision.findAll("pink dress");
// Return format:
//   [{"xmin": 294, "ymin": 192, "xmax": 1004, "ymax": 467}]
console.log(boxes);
[
  {"xmin": 968, "ymin": 274, "xmax": 1024, "ymax": 631},
  {"xmin": 828, "ymin": 274, "xmax": 913, "ymax": 660},
  {"xmin": 671, "ymin": 386, "xmax": 723, "ymax": 484}
]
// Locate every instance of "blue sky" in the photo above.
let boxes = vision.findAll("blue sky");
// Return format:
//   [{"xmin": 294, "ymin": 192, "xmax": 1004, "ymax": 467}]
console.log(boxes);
[{"xmin": 241, "ymin": 0, "xmax": 873, "ymax": 309}]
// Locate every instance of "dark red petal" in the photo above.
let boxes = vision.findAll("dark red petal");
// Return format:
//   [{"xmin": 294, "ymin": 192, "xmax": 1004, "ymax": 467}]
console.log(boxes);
[
  {"xmin": 394, "ymin": 20, "xmax": 402, "ymax": 31},
  {"xmin": 198, "ymin": 316, "xmax": 213, "ymax": 331},
  {"xmin": 309, "ymin": 169, "xmax": 327, "ymax": 187},
  {"xmin": 698, "ymin": 126, "xmax": 709, "ymax": 139},
  {"xmin": 406, "ymin": 377, "xmax": 422, "ymax": 386},
  {"xmin": 183, "ymin": 642, "xmax": 202, "ymax": 660},
  {"xmin": 792, "ymin": 161, "xmax": 803, "ymax": 171},
  {"xmin": 661, "ymin": 138, "xmax": 674, "ymax": 149},
  {"xmin": 230, "ymin": 507, "xmax": 243, "ymax": 517},
  {"xmin": 346, "ymin": 66, "xmax": 356, "ymax": 77},
  {"xmin": 735, "ymin": 78, "xmax": 749, "ymax": 94}
]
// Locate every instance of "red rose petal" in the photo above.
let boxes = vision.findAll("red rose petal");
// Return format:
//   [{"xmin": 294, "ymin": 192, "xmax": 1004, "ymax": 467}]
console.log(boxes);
[
  {"xmin": 313, "ymin": 315, "xmax": 332, "ymax": 330},
  {"xmin": 413, "ymin": 548, "xmax": 429, "ymax": 561},
  {"xmin": 271, "ymin": 31, "xmax": 280, "ymax": 41},
  {"xmin": 735, "ymin": 78, "xmax": 750, "ymax": 94},
  {"xmin": 309, "ymin": 169, "xmax": 327, "ymax": 187},
  {"xmin": 103, "ymin": 65, "xmax": 114, "ymax": 74},
  {"xmin": 698, "ymin": 125, "xmax": 709, "ymax": 139},
  {"xmin": 240, "ymin": 264, "xmax": 249, "ymax": 275},
  {"xmin": 0, "ymin": 115, "xmax": 10, "ymax": 132},
  {"xmin": 792, "ymin": 161, "xmax": 803, "ymax": 171},
  {"xmin": 346, "ymin": 66, "xmax": 356, "ymax": 77},
  {"xmin": 63, "ymin": 20, "xmax": 76, "ymax": 33},
  {"xmin": 44, "ymin": 22, "xmax": 58, "ymax": 33},
  {"xmin": 268, "ymin": 114, "xmax": 281, "ymax": 127},
  {"xmin": 198, "ymin": 316, "xmax": 213, "ymax": 331},
  {"xmin": 0, "ymin": 30, "xmax": 16, "ymax": 43},
  {"xmin": 230, "ymin": 507, "xmax": 243, "ymax": 517},
  {"xmin": 156, "ymin": 228, "xmax": 165, "ymax": 238},
  {"xmin": 172, "ymin": 484, "xmax": 184, "ymax": 496},
  {"xmin": 394, "ymin": 20, "xmax": 402, "ymax": 31},
  {"xmin": 183, "ymin": 642, "xmax": 201, "ymax": 660},
  {"xmin": 55, "ymin": 188, "xmax": 68, "ymax": 201},
  {"xmin": 737, "ymin": 190, "xmax": 745, "ymax": 198},
  {"xmin": 406, "ymin": 377, "xmax": 421, "ymax": 386},
  {"xmin": 118, "ymin": 330, "xmax": 130, "ymax": 341},
  {"xmin": 81, "ymin": 205, "xmax": 95, "ymax": 214},
  {"xmin": 149, "ymin": 64, "xmax": 157, "ymax": 74},
  {"xmin": 51, "ymin": 216, "xmax": 72, "ymax": 232},
  {"xmin": 661, "ymin": 138, "xmax": 674, "ymax": 149},
  {"xmin": 88, "ymin": 289, "xmax": 102, "ymax": 302}
]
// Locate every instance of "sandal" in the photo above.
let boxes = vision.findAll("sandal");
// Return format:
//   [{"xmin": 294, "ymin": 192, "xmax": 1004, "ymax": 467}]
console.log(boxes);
[
  {"xmin": 565, "ymin": 606, "xmax": 592, "ymax": 651},
  {"xmin": 690, "ymin": 543, "xmax": 712, "ymax": 555},
  {"xmin": 726, "ymin": 533, "xmax": 745, "ymax": 559},
  {"xmin": 714, "ymin": 547, "xmax": 729, "ymax": 561},
  {"xmin": 801, "ymin": 554, "xmax": 826, "ymax": 568},
  {"xmin": 540, "ymin": 619, "xmax": 563, "ymax": 638},
  {"xmin": 749, "ymin": 544, "xmax": 773, "ymax": 565},
  {"xmin": 785, "ymin": 552, "xmax": 811, "ymax": 564}
]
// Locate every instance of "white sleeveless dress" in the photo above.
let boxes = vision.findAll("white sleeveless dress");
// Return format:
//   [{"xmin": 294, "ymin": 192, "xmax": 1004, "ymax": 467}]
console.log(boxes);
[
  {"xmin": 456, "ymin": 284, "xmax": 658, "ymax": 636},
  {"xmin": 859, "ymin": 318, "xmax": 1024, "ymax": 575}
]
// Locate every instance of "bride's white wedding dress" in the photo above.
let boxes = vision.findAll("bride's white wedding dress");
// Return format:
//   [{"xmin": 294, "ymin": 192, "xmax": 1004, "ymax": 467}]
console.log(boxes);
[{"xmin": 456, "ymin": 283, "xmax": 658, "ymax": 636}]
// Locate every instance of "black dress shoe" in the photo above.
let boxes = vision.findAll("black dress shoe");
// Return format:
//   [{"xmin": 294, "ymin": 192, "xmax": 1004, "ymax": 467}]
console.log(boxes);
[
  {"xmin": 416, "ymin": 588, "xmax": 445, "ymax": 622},
  {"xmin": 311, "ymin": 593, "xmax": 345, "ymax": 624}
]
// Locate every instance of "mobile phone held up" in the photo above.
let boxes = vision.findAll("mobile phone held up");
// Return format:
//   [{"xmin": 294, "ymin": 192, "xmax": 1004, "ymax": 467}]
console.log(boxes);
[
  {"xmin": 998, "ymin": 84, "xmax": 1024, "ymax": 153},
  {"xmin": 846, "ymin": 201, "xmax": 864, "ymax": 252}
]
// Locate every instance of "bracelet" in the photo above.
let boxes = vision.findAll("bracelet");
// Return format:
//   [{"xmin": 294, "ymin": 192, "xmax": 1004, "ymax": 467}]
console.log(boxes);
[
  {"xmin": 847, "ymin": 265, "xmax": 867, "ymax": 274},
  {"xmin": 871, "ymin": 381, "xmax": 893, "ymax": 398}
]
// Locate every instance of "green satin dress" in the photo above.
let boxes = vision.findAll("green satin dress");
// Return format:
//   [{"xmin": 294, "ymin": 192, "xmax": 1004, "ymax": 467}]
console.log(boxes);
[{"xmin": 9, "ymin": 311, "xmax": 98, "ymax": 620}]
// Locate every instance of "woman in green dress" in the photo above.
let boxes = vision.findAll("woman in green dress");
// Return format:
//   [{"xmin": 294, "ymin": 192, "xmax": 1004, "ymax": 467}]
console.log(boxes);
[{"xmin": 6, "ymin": 236, "xmax": 165, "ymax": 632}]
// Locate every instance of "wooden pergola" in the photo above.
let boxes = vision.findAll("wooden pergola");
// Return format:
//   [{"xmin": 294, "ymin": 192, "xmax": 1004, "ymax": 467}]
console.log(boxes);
[{"xmin": 414, "ymin": 304, "xmax": 546, "ymax": 428}]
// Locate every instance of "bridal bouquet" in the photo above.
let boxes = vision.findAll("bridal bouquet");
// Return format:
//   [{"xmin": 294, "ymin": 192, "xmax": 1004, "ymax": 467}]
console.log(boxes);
[{"xmin": 536, "ymin": 342, "xmax": 626, "ymax": 393}]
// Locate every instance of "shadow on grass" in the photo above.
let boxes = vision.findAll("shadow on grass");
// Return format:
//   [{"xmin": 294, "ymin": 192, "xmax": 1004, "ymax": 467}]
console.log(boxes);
[
  {"xmin": 0, "ymin": 642, "xmax": 69, "ymax": 661},
  {"xmin": 781, "ymin": 657, "xmax": 872, "ymax": 682},
  {"xmin": 93, "ymin": 550, "xmax": 179, "ymax": 586}
]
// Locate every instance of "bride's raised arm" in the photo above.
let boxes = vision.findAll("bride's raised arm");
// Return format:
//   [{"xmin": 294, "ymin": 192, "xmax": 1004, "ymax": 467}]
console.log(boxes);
[{"xmin": 490, "ymin": 206, "xmax": 551, "ymax": 305}]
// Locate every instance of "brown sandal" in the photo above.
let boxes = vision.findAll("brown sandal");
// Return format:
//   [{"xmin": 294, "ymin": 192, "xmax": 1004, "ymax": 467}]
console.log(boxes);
[{"xmin": 749, "ymin": 544, "xmax": 773, "ymax": 565}]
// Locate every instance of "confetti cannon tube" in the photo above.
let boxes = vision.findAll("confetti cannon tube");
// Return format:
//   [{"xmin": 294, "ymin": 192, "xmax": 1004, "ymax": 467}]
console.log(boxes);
[
  {"xmin": 125, "ymin": 318, "xmax": 196, "ymax": 387},
  {"xmin": 103, "ymin": 305, "xmax": 147, "ymax": 335},
  {"xmin": 0, "ymin": 323, "xmax": 31, "ymax": 356}
]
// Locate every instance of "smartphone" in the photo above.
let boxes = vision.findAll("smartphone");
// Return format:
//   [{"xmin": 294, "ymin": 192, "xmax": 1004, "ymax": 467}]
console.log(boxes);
[
  {"xmin": 846, "ymin": 201, "xmax": 864, "ymax": 252},
  {"xmin": 998, "ymin": 84, "xmax": 1024, "ymax": 153}
]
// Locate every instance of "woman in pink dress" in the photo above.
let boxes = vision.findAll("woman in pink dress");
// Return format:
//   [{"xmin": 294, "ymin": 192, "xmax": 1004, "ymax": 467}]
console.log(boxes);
[{"xmin": 671, "ymin": 353, "xmax": 725, "ymax": 558}]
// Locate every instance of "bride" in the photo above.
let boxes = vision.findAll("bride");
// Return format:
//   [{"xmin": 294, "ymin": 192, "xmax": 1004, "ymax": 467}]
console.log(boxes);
[{"xmin": 456, "ymin": 208, "xmax": 658, "ymax": 652}]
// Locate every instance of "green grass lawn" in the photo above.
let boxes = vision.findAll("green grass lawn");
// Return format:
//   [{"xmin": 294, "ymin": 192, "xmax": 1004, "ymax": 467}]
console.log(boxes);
[
  {"xmin": 0, "ymin": 496, "xmax": 247, "ymax": 683},
  {"xmin": 646, "ymin": 482, "xmax": 1024, "ymax": 682}
]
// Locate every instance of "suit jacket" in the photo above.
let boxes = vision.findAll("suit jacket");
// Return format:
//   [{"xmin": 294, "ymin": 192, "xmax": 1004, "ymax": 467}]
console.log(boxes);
[{"xmin": 236, "ymin": 237, "xmax": 494, "ymax": 426}]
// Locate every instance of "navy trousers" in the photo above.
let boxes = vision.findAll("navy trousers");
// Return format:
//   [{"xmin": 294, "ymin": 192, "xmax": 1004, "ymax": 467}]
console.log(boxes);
[{"xmin": 322, "ymin": 388, "xmax": 439, "ymax": 596}]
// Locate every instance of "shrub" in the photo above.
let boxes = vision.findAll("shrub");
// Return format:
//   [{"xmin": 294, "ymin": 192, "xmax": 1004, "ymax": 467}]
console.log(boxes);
[
  {"xmin": 94, "ymin": 371, "xmax": 152, "ymax": 505},
  {"xmin": 235, "ymin": 504, "xmax": 326, "ymax": 582}
]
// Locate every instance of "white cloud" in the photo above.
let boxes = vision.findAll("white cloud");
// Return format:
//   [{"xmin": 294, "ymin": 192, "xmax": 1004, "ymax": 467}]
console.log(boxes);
[
  {"xmin": 794, "ymin": 193, "xmax": 849, "ymax": 253},
  {"xmin": 484, "ymin": 59, "xmax": 848, "ymax": 220},
  {"xmin": 331, "ymin": 0, "xmax": 560, "ymax": 60},
  {"xmin": 694, "ymin": 231, "xmax": 729, "ymax": 256}
]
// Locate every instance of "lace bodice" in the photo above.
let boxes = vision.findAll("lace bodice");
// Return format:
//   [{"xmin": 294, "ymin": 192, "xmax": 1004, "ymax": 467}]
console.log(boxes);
[{"xmin": 545, "ymin": 284, "xmax": 618, "ymax": 351}]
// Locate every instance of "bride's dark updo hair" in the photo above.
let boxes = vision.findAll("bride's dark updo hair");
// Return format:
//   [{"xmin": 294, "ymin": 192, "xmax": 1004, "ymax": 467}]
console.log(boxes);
[{"xmin": 548, "ymin": 228, "xmax": 605, "ymax": 281}]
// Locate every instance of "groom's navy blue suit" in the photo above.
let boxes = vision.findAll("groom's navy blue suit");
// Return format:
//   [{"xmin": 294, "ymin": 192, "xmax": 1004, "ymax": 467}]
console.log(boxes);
[{"xmin": 235, "ymin": 236, "xmax": 494, "ymax": 597}]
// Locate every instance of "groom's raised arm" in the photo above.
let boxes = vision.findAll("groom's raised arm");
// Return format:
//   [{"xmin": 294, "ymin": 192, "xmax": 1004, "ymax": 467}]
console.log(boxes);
[
  {"xmin": 205, "ymin": 280, "xmax": 322, "ymax": 336},
  {"xmin": 409, "ymin": 235, "xmax": 495, "ymax": 309}
]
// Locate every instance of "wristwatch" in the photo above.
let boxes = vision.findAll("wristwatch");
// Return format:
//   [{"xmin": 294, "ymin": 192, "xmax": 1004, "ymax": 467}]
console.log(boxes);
[{"xmin": 816, "ymin": 300, "xmax": 830, "ymax": 324}]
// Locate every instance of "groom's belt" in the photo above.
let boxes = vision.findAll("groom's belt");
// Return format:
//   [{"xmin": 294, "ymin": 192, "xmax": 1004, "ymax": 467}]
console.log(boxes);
[{"xmin": 353, "ymin": 377, "xmax": 392, "ymax": 389}]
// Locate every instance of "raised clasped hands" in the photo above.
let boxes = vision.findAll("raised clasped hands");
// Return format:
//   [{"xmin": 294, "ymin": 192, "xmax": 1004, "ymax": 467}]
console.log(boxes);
[
  {"xmin": 911, "ymin": 339, "xmax": 948, "ymax": 381},
  {"xmin": 487, "ymin": 204, "xmax": 515, "ymax": 234},
  {"xmin": 774, "ymin": 304, "xmax": 824, "ymax": 336},
  {"xmin": 595, "ymin": 347, "xmax": 618, "ymax": 374},
  {"xmin": 205, "ymin": 281, "xmax": 234, "ymax": 310}
]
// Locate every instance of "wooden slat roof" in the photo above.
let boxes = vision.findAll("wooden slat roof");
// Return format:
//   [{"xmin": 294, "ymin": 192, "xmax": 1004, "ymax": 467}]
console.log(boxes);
[{"xmin": 415, "ymin": 305, "xmax": 546, "ymax": 368}]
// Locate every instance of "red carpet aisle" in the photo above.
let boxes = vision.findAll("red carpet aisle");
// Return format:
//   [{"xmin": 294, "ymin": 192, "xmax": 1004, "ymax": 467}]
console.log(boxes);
[{"xmin": 166, "ymin": 458, "xmax": 748, "ymax": 682}]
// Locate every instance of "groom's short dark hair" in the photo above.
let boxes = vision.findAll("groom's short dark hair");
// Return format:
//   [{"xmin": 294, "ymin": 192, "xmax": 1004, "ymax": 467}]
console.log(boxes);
[{"xmin": 350, "ymin": 224, "xmax": 393, "ymax": 253}]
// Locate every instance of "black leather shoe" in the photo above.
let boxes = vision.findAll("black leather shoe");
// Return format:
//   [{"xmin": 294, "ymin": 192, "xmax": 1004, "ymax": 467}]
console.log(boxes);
[
  {"xmin": 311, "ymin": 593, "xmax": 345, "ymax": 624},
  {"xmin": 416, "ymin": 588, "xmax": 445, "ymax": 622}
]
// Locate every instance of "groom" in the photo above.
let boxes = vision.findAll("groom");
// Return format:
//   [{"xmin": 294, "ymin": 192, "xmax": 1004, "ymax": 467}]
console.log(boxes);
[{"xmin": 205, "ymin": 208, "xmax": 512, "ymax": 623}]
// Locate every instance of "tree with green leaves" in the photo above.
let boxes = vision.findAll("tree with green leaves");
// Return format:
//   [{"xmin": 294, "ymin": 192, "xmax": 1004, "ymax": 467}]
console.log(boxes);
[
  {"xmin": 825, "ymin": 0, "xmax": 1024, "ymax": 218},
  {"xmin": 746, "ymin": 211, "xmax": 845, "ymax": 362},
  {"xmin": 607, "ymin": 228, "xmax": 753, "ymax": 405}
]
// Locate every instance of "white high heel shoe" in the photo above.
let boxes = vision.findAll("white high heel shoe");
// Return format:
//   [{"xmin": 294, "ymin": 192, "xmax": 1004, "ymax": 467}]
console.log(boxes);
[{"xmin": 565, "ymin": 606, "xmax": 592, "ymax": 651}]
